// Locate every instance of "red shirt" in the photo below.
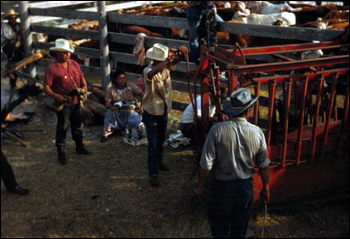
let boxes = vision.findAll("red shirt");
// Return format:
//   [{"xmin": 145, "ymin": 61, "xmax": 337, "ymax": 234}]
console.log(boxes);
[{"xmin": 45, "ymin": 59, "xmax": 84, "ymax": 106}]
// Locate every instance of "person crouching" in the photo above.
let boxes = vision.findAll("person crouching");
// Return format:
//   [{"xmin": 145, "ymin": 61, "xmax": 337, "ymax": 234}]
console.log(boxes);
[{"xmin": 101, "ymin": 70, "xmax": 144, "ymax": 143}]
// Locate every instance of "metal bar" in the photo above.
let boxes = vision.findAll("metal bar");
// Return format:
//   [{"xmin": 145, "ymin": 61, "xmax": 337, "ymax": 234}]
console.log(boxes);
[
  {"xmin": 282, "ymin": 78, "xmax": 293, "ymax": 168},
  {"xmin": 321, "ymin": 73, "xmax": 338, "ymax": 160},
  {"xmin": 254, "ymin": 82, "xmax": 261, "ymax": 126},
  {"xmin": 311, "ymin": 74, "xmax": 325, "ymax": 162},
  {"xmin": 234, "ymin": 42, "xmax": 347, "ymax": 56},
  {"xmin": 272, "ymin": 54, "xmax": 296, "ymax": 62},
  {"xmin": 241, "ymin": 68, "xmax": 349, "ymax": 87},
  {"xmin": 296, "ymin": 76, "xmax": 309, "ymax": 166},
  {"xmin": 267, "ymin": 80, "xmax": 276, "ymax": 148},
  {"xmin": 344, "ymin": 74, "xmax": 350, "ymax": 123},
  {"xmin": 216, "ymin": 67, "xmax": 223, "ymax": 117},
  {"xmin": 201, "ymin": 76, "xmax": 210, "ymax": 132},
  {"xmin": 232, "ymin": 56, "xmax": 349, "ymax": 74}
]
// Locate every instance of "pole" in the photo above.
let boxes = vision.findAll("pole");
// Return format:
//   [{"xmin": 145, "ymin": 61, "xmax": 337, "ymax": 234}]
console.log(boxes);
[
  {"xmin": 98, "ymin": 1, "xmax": 111, "ymax": 90},
  {"xmin": 19, "ymin": 1, "xmax": 36, "ymax": 84}
]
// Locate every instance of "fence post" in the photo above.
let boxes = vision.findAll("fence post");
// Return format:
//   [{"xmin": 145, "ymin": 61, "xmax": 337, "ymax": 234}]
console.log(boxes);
[
  {"xmin": 19, "ymin": 1, "xmax": 36, "ymax": 84},
  {"xmin": 98, "ymin": 1, "xmax": 111, "ymax": 90}
]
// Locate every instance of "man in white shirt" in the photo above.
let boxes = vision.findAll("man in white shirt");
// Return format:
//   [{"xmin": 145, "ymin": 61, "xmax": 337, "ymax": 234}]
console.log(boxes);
[
  {"xmin": 180, "ymin": 94, "xmax": 216, "ymax": 146},
  {"xmin": 198, "ymin": 88, "xmax": 270, "ymax": 238},
  {"xmin": 1, "ymin": 9, "xmax": 24, "ymax": 90}
]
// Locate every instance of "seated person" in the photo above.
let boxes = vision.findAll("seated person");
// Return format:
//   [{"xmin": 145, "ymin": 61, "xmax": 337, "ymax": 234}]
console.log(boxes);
[
  {"xmin": 180, "ymin": 92, "xmax": 217, "ymax": 146},
  {"xmin": 101, "ymin": 70, "xmax": 144, "ymax": 142}
]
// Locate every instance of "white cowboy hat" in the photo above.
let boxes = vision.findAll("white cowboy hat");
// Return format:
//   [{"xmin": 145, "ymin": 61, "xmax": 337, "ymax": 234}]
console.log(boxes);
[
  {"xmin": 4, "ymin": 9, "xmax": 19, "ymax": 19},
  {"xmin": 50, "ymin": 38, "xmax": 74, "ymax": 53},
  {"xmin": 223, "ymin": 88, "xmax": 259, "ymax": 116},
  {"xmin": 146, "ymin": 43, "xmax": 168, "ymax": 61}
]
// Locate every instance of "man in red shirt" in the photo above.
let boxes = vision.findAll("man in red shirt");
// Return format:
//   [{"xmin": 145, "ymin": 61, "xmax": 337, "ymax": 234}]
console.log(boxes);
[{"xmin": 43, "ymin": 39, "xmax": 92, "ymax": 165}]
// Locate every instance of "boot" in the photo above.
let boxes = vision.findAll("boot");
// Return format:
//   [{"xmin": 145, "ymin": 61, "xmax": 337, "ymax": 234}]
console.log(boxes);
[
  {"xmin": 76, "ymin": 142, "xmax": 93, "ymax": 155},
  {"xmin": 57, "ymin": 146, "xmax": 66, "ymax": 165}
]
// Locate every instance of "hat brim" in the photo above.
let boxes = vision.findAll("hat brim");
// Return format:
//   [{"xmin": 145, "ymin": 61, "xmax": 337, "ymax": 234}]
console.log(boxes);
[
  {"xmin": 146, "ymin": 48, "xmax": 167, "ymax": 61},
  {"xmin": 49, "ymin": 47, "xmax": 74, "ymax": 53},
  {"xmin": 223, "ymin": 96, "xmax": 259, "ymax": 116},
  {"xmin": 5, "ymin": 13, "xmax": 19, "ymax": 19}
]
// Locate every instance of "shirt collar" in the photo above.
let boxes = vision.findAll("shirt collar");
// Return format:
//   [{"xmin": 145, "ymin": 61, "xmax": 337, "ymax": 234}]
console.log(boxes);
[{"xmin": 230, "ymin": 117, "xmax": 248, "ymax": 124}]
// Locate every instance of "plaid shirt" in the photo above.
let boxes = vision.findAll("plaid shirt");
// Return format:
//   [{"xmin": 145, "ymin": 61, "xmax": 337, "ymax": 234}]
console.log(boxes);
[{"xmin": 105, "ymin": 82, "xmax": 142, "ymax": 104}]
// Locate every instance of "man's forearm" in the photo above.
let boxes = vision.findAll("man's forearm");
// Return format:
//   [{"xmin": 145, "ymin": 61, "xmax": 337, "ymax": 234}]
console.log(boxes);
[
  {"xmin": 147, "ymin": 60, "xmax": 169, "ymax": 79},
  {"xmin": 43, "ymin": 84, "xmax": 62, "ymax": 101},
  {"xmin": 198, "ymin": 167, "xmax": 211, "ymax": 191},
  {"xmin": 259, "ymin": 167, "xmax": 270, "ymax": 190}
]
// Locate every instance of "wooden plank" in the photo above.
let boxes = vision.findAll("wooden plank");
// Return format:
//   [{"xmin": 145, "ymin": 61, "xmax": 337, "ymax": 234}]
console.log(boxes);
[
  {"xmin": 28, "ymin": 1, "xmax": 95, "ymax": 8},
  {"xmin": 81, "ymin": 1, "xmax": 172, "ymax": 12},
  {"xmin": 109, "ymin": 32, "xmax": 190, "ymax": 50},
  {"xmin": 31, "ymin": 25, "xmax": 100, "ymax": 40},
  {"xmin": 34, "ymin": 42, "xmax": 101, "ymax": 58},
  {"xmin": 108, "ymin": 13, "xmax": 346, "ymax": 42},
  {"xmin": 109, "ymin": 51, "xmax": 197, "ymax": 73},
  {"xmin": 108, "ymin": 12, "xmax": 187, "ymax": 29},
  {"xmin": 218, "ymin": 21, "xmax": 345, "ymax": 42},
  {"xmin": 29, "ymin": 8, "xmax": 99, "ymax": 21}
]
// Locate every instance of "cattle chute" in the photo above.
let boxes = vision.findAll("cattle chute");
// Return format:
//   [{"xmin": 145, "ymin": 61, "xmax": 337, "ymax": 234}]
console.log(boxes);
[{"xmin": 194, "ymin": 41, "xmax": 349, "ymax": 202}]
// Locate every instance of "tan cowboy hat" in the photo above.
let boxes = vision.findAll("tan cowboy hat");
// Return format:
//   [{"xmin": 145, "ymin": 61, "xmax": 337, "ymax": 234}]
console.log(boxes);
[
  {"xmin": 146, "ymin": 43, "xmax": 168, "ymax": 61},
  {"xmin": 4, "ymin": 9, "xmax": 19, "ymax": 19},
  {"xmin": 50, "ymin": 38, "xmax": 75, "ymax": 53}
]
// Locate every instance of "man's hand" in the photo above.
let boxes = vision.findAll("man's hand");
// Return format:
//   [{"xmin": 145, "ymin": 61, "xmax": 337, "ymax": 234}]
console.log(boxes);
[
  {"xmin": 196, "ymin": 186, "xmax": 209, "ymax": 198},
  {"xmin": 179, "ymin": 46, "xmax": 188, "ymax": 60},
  {"xmin": 260, "ymin": 187, "xmax": 270, "ymax": 204},
  {"xmin": 55, "ymin": 95, "xmax": 65, "ymax": 104}
]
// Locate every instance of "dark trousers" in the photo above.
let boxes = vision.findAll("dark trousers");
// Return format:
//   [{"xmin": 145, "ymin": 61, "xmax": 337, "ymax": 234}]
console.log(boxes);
[
  {"xmin": 56, "ymin": 104, "xmax": 84, "ymax": 150},
  {"xmin": 187, "ymin": 5, "xmax": 217, "ymax": 62},
  {"xmin": 144, "ymin": 109, "xmax": 168, "ymax": 178},
  {"xmin": 208, "ymin": 178, "xmax": 254, "ymax": 238},
  {"xmin": 1, "ymin": 150, "xmax": 18, "ymax": 191},
  {"xmin": 3, "ymin": 41, "xmax": 24, "ymax": 89}
]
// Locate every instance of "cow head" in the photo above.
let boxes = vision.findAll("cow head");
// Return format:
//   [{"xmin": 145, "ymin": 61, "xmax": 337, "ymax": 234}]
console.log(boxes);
[
  {"xmin": 273, "ymin": 19, "xmax": 288, "ymax": 27},
  {"xmin": 233, "ymin": 10, "xmax": 250, "ymax": 22}
]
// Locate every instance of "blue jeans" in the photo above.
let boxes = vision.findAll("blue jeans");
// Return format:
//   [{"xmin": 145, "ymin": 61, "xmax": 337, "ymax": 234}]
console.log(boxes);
[
  {"xmin": 56, "ymin": 104, "xmax": 84, "ymax": 149},
  {"xmin": 208, "ymin": 178, "xmax": 254, "ymax": 238},
  {"xmin": 144, "ymin": 109, "xmax": 168, "ymax": 178},
  {"xmin": 187, "ymin": 6, "xmax": 217, "ymax": 62}
]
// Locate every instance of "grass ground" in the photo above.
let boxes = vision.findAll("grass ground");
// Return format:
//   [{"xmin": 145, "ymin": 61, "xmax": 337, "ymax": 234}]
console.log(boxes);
[{"xmin": 1, "ymin": 77, "xmax": 349, "ymax": 238}]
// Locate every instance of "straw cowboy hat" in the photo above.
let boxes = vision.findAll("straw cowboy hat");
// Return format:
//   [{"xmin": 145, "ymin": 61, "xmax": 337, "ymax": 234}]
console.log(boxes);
[
  {"xmin": 223, "ymin": 88, "xmax": 259, "ymax": 116},
  {"xmin": 4, "ymin": 9, "xmax": 19, "ymax": 19},
  {"xmin": 146, "ymin": 43, "xmax": 168, "ymax": 61},
  {"xmin": 50, "ymin": 38, "xmax": 75, "ymax": 53}
]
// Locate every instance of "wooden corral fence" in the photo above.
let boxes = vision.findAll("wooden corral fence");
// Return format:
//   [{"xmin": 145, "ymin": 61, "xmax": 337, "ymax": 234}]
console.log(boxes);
[{"xmin": 1, "ymin": 1, "xmax": 348, "ymax": 112}]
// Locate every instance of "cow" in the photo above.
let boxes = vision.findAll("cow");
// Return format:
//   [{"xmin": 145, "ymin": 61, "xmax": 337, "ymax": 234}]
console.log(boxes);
[
  {"xmin": 324, "ymin": 10, "xmax": 350, "ymax": 21},
  {"xmin": 301, "ymin": 21, "xmax": 328, "ymax": 60},
  {"xmin": 293, "ymin": 5, "xmax": 339, "ymax": 25},
  {"xmin": 233, "ymin": 10, "xmax": 296, "ymax": 26},
  {"xmin": 248, "ymin": 1, "xmax": 296, "ymax": 14},
  {"xmin": 121, "ymin": 26, "xmax": 165, "ymax": 38}
]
